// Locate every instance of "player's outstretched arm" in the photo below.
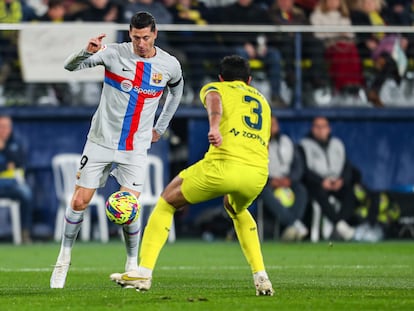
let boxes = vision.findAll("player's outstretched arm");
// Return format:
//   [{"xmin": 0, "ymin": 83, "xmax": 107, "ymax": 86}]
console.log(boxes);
[
  {"xmin": 86, "ymin": 33, "xmax": 106, "ymax": 54},
  {"xmin": 64, "ymin": 33, "xmax": 107, "ymax": 71}
]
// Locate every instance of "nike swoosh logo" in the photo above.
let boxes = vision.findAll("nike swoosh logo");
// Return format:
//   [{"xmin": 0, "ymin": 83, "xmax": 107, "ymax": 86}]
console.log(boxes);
[
  {"xmin": 132, "ymin": 182, "xmax": 141, "ymax": 186},
  {"xmin": 122, "ymin": 68, "xmax": 132, "ymax": 71},
  {"xmin": 121, "ymin": 275, "xmax": 149, "ymax": 281}
]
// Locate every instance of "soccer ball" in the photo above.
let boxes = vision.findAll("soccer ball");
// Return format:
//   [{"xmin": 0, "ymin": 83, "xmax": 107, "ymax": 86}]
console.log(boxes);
[
  {"xmin": 273, "ymin": 187, "xmax": 295, "ymax": 208},
  {"xmin": 105, "ymin": 191, "xmax": 140, "ymax": 225}
]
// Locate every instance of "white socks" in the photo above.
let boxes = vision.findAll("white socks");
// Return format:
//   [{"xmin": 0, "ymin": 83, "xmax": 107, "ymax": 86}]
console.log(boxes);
[
  {"xmin": 137, "ymin": 266, "xmax": 153, "ymax": 278},
  {"xmin": 57, "ymin": 208, "xmax": 84, "ymax": 263},
  {"xmin": 123, "ymin": 221, "xmax": 140, "ymax": 271}
]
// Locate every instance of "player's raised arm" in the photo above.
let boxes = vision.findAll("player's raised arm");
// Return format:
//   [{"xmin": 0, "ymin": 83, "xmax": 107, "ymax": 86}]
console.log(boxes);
[
  {"xmin": 86, "ymin": 33, "xmax": 106, "ymax": 54},
  {"xmin": 64, "ymin": 33, "xmax": 106, "ymax": 71}
]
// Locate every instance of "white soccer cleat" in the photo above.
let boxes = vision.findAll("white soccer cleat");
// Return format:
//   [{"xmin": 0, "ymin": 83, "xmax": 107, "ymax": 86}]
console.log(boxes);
[
  {"xmin": 110, "ymin": 271, "xmax": 152, "ymax": 291},
  {"xmin": 281, "ymin": 225, "xmax": 297, "ymax": 241},
  {"xmin": 50, "ymin": 262, "xmax": 71, "ymax": 288},
  {"xmin": 336, "ymin": 220, "xmax": 355, "ymax": 241},
  {"xmin": 294, "ymin": 220, "xmax": 309, "ymax": 241},
  {"xmin": 254, "ymin": 275, "xmax": 274, "ymax": 296}
]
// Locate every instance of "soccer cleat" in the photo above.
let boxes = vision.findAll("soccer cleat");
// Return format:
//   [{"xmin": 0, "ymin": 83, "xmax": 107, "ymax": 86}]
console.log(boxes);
[
  {"xmin": 294, "ymin": 220, "xmax": 309, "ymax": 241},
  {"xmin": 110, "ymin": 271, "xmax": 152, "ymax": 291},
  {"xmin": 281, "ymin": 225, "xmax": 297, "ymax": 241},
  {"xmin": 336, "ymin": 220, "xmax": 355, "ymax": 241},
  {"xmin": 50, "ymin": 262, "xmax": 71, "ymax": 288},
  {"xmin": 254, "ymin": 275, "xmax": 274, "ymax": 296}
]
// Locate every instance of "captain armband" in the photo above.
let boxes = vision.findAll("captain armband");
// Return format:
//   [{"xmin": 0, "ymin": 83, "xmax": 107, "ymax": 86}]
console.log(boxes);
[{"xmin": 167, "ymin": 77, "xmax": 182, "ymax": 88}]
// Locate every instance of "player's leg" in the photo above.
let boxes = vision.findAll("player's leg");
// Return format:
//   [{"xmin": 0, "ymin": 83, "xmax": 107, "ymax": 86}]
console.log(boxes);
[
  {"xmin": 110, "ymin": 160, "xmax": 213, "ymax": 290},
  {"xmin": 223, "ymin": 164, "xmax": 274, "ymax": 296},
  {"xmin": 224, "ymin": 196, "xmax": 274, "ymax": 296},
  {"xmin": 111, "ymin": 154, "xmax": 148, "ymax": 273},
  {"xmin": 50, "ymin": 186, "xmax": 95, "ymax": 288},
  {"xmin": 51, "ymin": 141, "xmax": 113, "ymax": 288},
  {"xmin": 137, "ymin": 160, "xmax": 214, "ymax": 274},
  {"xmin": 119, "ymin": 186, "xmax": 141, "ymax": 272},
  {"xmin": 110, "ymin": 175, "xmax": 184, "ymax": 290}
]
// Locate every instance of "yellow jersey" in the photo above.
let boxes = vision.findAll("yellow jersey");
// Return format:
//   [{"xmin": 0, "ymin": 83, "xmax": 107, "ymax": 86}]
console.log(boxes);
[{"xmin": 199, "ymin": 80, "xmax": 271, "ymax": 169}]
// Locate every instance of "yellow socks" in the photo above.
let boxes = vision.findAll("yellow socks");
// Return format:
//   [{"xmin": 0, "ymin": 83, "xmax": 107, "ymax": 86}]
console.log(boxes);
[
  {"xmin": 139, "ymin": 197, "xmax": 175, "ymax": 270},
  {"xmin": 230, "ymin": 209, "xmax": 265, "ymax": 274}
]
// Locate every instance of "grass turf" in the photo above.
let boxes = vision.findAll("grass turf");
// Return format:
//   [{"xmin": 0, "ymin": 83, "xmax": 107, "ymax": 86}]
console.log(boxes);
[{"xmin": 0, "ymin": 240, "xmax": 413, "ymax": 310}]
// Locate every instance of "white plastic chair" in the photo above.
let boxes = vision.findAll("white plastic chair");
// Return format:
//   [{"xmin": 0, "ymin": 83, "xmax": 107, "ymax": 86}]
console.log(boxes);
[
  {"xmin": 310, "ymin": 197, "xmax": 340, "ymax": 242},
  {"xmin": 52, "ymin": 153, "xmax": 109, "ymax": 243},
  {"xmin": 0, "ymin": 198, "xmax": 22, "ymax": 245},
  {"xmin": 138, "ymin": 154, "xmax": 175, "ymax": 243},
  {"xmin": 256, "ymin": 198, "xmax": 280, "ymax": 241}
]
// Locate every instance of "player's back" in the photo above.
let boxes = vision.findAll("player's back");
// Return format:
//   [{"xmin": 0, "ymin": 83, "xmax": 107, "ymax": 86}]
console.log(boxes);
[{"xmin": 200, "ymin": 81, "xmax": 271, "ymax": 169}]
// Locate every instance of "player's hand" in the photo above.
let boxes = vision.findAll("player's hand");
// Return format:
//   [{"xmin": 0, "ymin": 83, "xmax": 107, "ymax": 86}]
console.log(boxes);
[
  {"xmin": 151, "ymin": 129, "xmax": 161, "ymax": 143},
  {"xmin": 208, "ymin": 129, "xmax": 222, "ymax": 147},
  {"xmin": 86, "ymin": 33, "xmax": 106, "ymax": 53},
  {"xmin": 322, "ymin": 178, "xmax": 334, "ymax": 190}
]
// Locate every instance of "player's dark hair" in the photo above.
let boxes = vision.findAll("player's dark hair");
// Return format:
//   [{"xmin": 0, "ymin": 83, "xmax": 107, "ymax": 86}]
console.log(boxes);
[
  {"xmin": 219, "ymin": 55, "xmax": 251, "ymax": 83},
  {"xmin": 130, "ymin": 11, "xmax": 156, "ymax": 32},
  {"xmin": 48, "ymin": 0, "xmax": 64, "ymax": 8}
]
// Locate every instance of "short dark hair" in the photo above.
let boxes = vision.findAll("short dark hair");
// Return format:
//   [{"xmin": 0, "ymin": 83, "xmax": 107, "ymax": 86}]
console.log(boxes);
[
  {"xmin": 130, "ymin": 11, "xmax": 156, "ymax": 32},
  {"xmin": 48, "ymin": 0, "xmax": 64, "ymax": 9},
  {"xmin": 219, "ymin": 55, "xmax": 251, "ymax": 83}
]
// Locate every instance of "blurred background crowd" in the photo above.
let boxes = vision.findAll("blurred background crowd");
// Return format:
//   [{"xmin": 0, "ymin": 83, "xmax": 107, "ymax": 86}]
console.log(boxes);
[{"xmin": 1, "ymin": 0, "xmax": 414, "ymax": 107}]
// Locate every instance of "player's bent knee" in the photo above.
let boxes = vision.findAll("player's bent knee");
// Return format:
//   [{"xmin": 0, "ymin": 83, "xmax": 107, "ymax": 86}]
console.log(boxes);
[{"xmin": 71, "ymin": 197, "xmax": 89, "ymax": 211}]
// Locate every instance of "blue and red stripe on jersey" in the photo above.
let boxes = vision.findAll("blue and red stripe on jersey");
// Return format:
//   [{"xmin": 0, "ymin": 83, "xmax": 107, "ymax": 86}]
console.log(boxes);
[{"xmin": 104, "ymin": 62, "xmax": 164, "ymax": 150}]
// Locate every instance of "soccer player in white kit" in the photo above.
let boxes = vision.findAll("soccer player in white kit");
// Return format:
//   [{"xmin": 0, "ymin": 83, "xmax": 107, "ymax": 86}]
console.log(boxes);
[{"xmin": 50, "ymin": 11, "xmax": 184, "ymax": 288}]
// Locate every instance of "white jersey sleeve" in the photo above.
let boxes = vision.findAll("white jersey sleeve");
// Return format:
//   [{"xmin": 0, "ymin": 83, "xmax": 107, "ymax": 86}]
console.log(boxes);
[{"xmin": 64, "ymin": 43, "xmax": 183, "ymax": 152}]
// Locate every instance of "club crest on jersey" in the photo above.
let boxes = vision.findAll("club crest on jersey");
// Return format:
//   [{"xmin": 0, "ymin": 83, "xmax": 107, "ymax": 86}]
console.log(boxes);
[{"xmin": 152, "ymin": 73, "xmax": 162, "ymax": 84}]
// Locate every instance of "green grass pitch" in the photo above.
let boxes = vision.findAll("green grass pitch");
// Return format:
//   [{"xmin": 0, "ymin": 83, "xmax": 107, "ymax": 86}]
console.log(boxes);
[{"xmin": 0, "ymin": 240, "xmax": 413, "ymax": 310}]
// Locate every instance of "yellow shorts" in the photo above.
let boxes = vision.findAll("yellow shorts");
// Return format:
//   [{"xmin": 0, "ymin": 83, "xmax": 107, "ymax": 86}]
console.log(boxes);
[{"xmin": 179, "ymin": 158, "xmax": 267, "ymax": 213}]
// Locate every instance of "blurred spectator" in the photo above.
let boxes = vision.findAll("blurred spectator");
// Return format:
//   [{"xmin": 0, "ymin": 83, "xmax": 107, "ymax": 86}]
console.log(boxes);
[
  {"xmin": 123, "ymin": 0, "xmax": 173, "ymax": 50},
  {"xmin": 349, "ymin": 0, "xmax": 407, "ymax": 64},
  {"xmin": 351, "ymin": 165, "xmax": 388, "ymax": 242},
  {"xmin": 386, "ymin": 0, "xmax": 414, "ymax": 58},
  {"xmin": 124, "ymin": 0, "xmax": 173, "ymax": 25},
  {"xmin": 0, "ymin": 0, "xmax": 26, "ymax": 105},
  {"xmin": 310, "ymin": 0, "xmax": 365, "ymax": 96},
  {"xmin": 0, "ymin": 115, "xmax": 33, "ymax": 243},
  {"xmin": 386, "ymin": 0, "xmax": 411, "ymax": 24},
  {"xmin": 295, "ymin": 0, "xmax": 319, "ymax": 16},
  {"xmin": 368, "ymin": 51, "xmax": 414, "ymax": 106},
  {"xmin": 73, "ymin": 0, "xmax": 123, "ymax": 22},
  {"xmin": 269, "ymin": 0, "xmax": 330, "ymax": 104},
  {"xmin": 350, "ymin": 0, "xmax": 409, "ymax": 106},
  {"xmin": 259, "ymin": 115, "xmax": 309, "ymax": 241},
  {"xmin": 166, "ymin": 0, "xmax": 219, "ymax": 102},
  {"xmin": 25, "ymin": 0, "xmax": 88, "ymax": 19},
  {"xmin": 25, "ymin": 0, "xmax": 48, "ymax": 18},
  {"xmin": 216, "ymin": 0, "xmax": 284, "ymax": 107},
  {"xmin": 299, "ymin": 116, "xmax": 357, "ymax": 241},
  {"xmin": 36, "ymin": 0, "xmax": 69, "ymax": 21}
]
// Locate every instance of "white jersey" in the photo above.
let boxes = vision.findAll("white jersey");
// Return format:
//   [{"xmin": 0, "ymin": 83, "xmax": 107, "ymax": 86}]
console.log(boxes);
[{"xmin": 64, "ymin": 43, "xmax": 183, "ymax": 152}]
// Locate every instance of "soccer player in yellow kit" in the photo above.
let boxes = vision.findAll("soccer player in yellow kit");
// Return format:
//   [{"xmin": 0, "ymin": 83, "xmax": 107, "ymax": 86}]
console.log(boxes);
[{"xmin": 110, "ymin": 55, "xmax": 274, "ymax": 296}]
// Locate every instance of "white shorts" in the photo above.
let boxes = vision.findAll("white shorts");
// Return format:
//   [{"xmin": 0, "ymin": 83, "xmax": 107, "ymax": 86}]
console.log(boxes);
[{"xmin": 76, "ymin": 140, "xmax": 148, "ymax": 192}]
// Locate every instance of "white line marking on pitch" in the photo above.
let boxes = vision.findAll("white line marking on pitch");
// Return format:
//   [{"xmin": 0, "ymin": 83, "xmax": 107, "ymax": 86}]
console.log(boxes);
[{"xmin": 0, "ymin": 264, "xmax": 411, "ymax": 272}]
